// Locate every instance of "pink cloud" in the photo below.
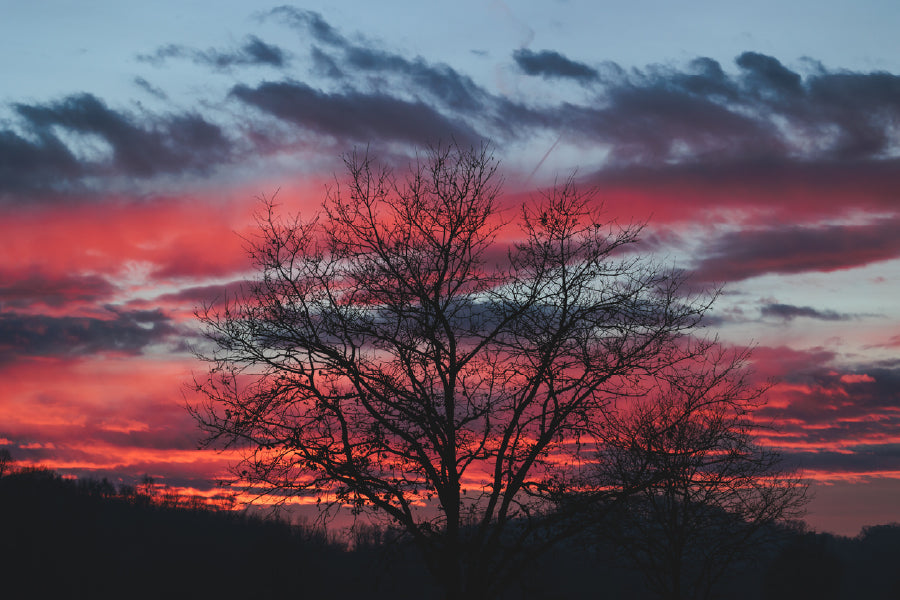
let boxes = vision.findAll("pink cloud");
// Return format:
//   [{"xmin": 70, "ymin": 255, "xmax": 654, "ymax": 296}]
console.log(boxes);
[
  {"xmin": 0, "ymin": 194, "xmax": 254, "ymax": 287},
  {"xmin": 0, "ymin": 355, "xmax": 216, "ymax": 479},
  {"xmin": 841, "ymin": 373, "xmax": 876, "ymax": 384}
]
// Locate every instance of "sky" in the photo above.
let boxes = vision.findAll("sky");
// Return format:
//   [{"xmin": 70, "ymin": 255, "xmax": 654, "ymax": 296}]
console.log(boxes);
[{"xmin": 2, "ymin": 0, "xmax": 900, "ymax": 536}]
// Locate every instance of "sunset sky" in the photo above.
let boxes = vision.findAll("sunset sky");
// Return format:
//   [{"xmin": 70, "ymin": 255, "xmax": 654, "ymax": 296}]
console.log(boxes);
[{"xmin": 2, "ymin": 1, "xmax": 900, "ymax": 536}]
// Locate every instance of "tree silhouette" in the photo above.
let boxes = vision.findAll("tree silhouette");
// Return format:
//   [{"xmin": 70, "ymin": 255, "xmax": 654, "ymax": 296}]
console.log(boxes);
[
  {"xmin": 591, "ymin": 347, "xmax": 809, "ymax": 600},
  {"xmin": 190, "ymin": 143, "xmax": 715, "ymax": 599},
  {"xmin": 0, "ymin": 448, "xmax": 13, "ymax": 478}
]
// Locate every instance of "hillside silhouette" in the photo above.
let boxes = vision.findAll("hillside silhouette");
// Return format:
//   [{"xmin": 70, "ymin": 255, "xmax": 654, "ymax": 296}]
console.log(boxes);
[
  {"xmin": 0, "ymin": 467, "xmax": 421, "ymax": 599},
  {"xmin": 2, "ymin": 467, "xmax": 899, "ymax": 599}
]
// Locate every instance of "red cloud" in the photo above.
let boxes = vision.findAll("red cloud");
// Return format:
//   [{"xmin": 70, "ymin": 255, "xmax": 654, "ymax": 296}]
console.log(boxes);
[
  {"xmin": 743, "ymin": 346, "xmax": 900, "ymax": 473},
  {"xmin": 0, "ymin": 194, "xmax": 253, "ymax": 288},
  {"xmin": 2, "ymin": 356, "xmax": 198, "ymax": 446},
  {"xmin": 841, "ymin": 373, "xmax": 876, "ymax": 384}
]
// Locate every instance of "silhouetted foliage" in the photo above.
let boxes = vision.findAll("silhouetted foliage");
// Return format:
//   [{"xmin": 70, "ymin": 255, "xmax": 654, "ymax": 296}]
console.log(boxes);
[
  {"xmin": 0, "ymin": 467, "xmax": 898, "ymax": 599},
  {"xmin": 833, "ymin": 523, "xmax": 900, "ymax": 600},
  {"xmin": 764, "ymin": 529, "xmax": 844, "ymax": 600},
  {"xmin": 586, "ymin": 346, "xmax": 809, "ymax": 600},
  {"xmin": 0, "ymin": 467, "xmax": 345, "ymax": 599},
  {"xmin": 0, "ymin": 448, "xmax": 12, "ymax": 477}
]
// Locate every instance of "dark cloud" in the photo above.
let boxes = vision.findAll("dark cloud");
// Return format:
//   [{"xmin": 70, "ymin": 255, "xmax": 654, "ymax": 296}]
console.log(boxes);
[
  {"xmin": 804, "ymin": 73, "xmax": 900, "ymax": 159},
  {"xmin": 736, "ymin": 52, "xmax": 803, "ymax": 97},
  {"xmin": 498, "ymin": 49, "xmax": 900, "ymax": 164},
  {"xmin": 760, "ymin": 303, "xmax": 852, "ymax": 322},
  {"xmin": 513, "ymin": 48, "xmax": 599, "ymax": 83},
  {"xmin": 268, "ymin": 15, "xmax": 551, "ymax": 142},
  {"xmin": 535, "ymin": 49, "xmax": 900, "ymax": 169},
  {"xmin": 2, "ymin": 93, "xmax": 232, "ymax": 195},
  {"xmin": 230, "ymin": 80, "xmax": 481, "ymax": 146},
  {"xmin": 138, "ymin": 36, "xmax": 286, "ymax": 69},
  {"xmin": 691, "ymin": 217, "xmax": 900, "ymax": 283},
  {"xmin": 343, "ymin": 47, "xmax": 487, "ymax": 112},
  {"xmin": 539, "ymin": 57, "xmax": 776, "ymax": 163},
  {"xmin": 0, "ymin": 270, "xmax": 116, "ymax": 309},
  {"xmin": 544, "ymin": 52, "xmax": 900, "ymax": 166},
  {"xmin": 671, "ymin": 57, "xmax": 737, "ymax": 99},
  {"xmin": 782, "ymin": 445, "xmax": 900, "ymax": 474},
  {"xmin": 151, "ymin": 281, "xmax": 251, "ymax": 308},
  {"xmin": 242, "ymin": 36, "xmax": 286, "ymax": 67},
  {"xmin": 500, "ymin": 47, "xmax": 900, "ymax": 166},
  {"xmin": 310, "ymin": 46, "xmax": 343, "ymax": 78},
  {"xmin": 269, "ymin": 6, "xmax": 347, "ymax": 47},
  {"xmin": 0, "ymin": 128, "xmax": 84, "ymax": 194},
  {"xmin": 133, "ymin": 77, "xmax": 168, "ymax": 100},
  {"xmin": 137, "ymin": 43, "xmax": 185, "ymax": 65},
  {"xmin": 733, "ymin": 53, "xmax": 900, "ymax": 160},
  {"xmin": 0, "ymin": 308, "xmax": 179, "ymax": 364},
  {"xmin": 272, "ymin": 8, "xmax": 487, "ymax": 113},
  {"xmin": 561, "ymin": 84, "xmax": 779, "ymax": 163}
]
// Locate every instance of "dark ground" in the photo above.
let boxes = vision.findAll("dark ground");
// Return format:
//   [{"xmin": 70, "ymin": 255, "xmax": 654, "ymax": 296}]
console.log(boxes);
[{"xmin": 1, "ymin": 468, "xmax": 898, "ymax": 600}]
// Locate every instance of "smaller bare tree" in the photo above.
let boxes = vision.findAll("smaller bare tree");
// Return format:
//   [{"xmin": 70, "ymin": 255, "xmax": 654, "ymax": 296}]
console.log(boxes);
[{"xmin": 591, "ymin": 347, "xmax": 809, "ymax": 600}]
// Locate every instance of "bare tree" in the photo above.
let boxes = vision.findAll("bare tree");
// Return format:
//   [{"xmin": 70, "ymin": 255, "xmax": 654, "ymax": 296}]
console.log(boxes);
[
  {"xmin": 591, "ymin": 347, "xmax": 809, "ymax": 600},
  {"xmin": 189, "ymin": 143, "xmax": 714, "ymax": 599}
]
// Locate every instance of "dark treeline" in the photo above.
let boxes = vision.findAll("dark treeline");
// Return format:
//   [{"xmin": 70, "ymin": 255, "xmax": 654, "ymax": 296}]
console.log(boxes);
[
  {"xmin": 1, "ymin": 467, "xmax": 899, "ymax": 600},
  {"xmin": 0, "ymin": 467, "xmax": 432, "ymax": 599}
]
